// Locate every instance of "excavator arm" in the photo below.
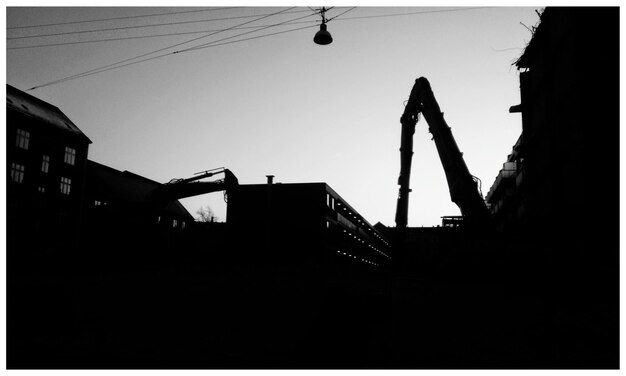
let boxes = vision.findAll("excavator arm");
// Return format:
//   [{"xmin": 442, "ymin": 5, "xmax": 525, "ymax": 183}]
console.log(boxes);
[
  {"xmin": 149, "ymin": 167, "xmax": 239, "ymax": 207},
  {"xmin": 395, "ymin": 77, "xmax": 491, "ymax": 230},
  {"xmin": 395, "ymin": 82, "xmax": 421, "ymax": 229}
]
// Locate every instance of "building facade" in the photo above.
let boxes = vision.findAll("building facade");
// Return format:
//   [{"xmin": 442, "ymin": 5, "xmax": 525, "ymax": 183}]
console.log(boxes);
[
  {"xmin": 82, "ymin": 160, "xmax": 194, "ymax": 257},
  {"xmin": 484, "ymin": 135, "xmax": 524, "ymax": 234},
  {"xmin": 508, "ymin": 8, "xmax": 618, "ymax": 247},
  {"xmin": 7, "ymin": 84, "xmax": 92, "ymax": 256},
  {"xmin": 7, "ymin": 85, "xmax": 194, "ymax": 259},
  {"xmin": 486, "ymin": 7, "xmax": 619, "ymax": 367},
  {"xmin": 226, "ymin": 181, "xmax": 392, "ymax": 277}
]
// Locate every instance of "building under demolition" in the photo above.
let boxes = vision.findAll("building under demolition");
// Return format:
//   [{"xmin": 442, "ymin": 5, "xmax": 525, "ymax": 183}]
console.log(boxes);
[
  {"xmin": 383, "ymin": 7, "xmax": 619, "ymax": 369},
  {"xmin": 82, "ymin": 160, "xmax": 195, "ymax": 259},
  {"xmin": 6, "ymin": 6, "xmax": 619, "ymax": 370},
  {"xmin": 487, "ymin": 7, "xmax": 619, "ymax": 368}
]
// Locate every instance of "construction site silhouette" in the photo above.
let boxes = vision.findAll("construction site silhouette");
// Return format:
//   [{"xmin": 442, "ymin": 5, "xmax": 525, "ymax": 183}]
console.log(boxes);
[{"xmin": 6, "ymin": 7, "xmax": 619, "ymax": 369}]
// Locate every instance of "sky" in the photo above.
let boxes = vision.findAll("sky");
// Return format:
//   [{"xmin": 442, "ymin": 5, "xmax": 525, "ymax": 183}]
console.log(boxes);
[{"xmin": 5, "ymin": 5, "xmax": 542, "ymax": 227}]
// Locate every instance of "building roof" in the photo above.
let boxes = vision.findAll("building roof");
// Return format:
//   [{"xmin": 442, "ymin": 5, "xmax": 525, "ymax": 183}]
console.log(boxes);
[
  {"xmin": 514, "ymin": 7, "xmax": 608, "ymax": 69},
  {"xmin": 236, "ymin": 181, "xmax": 381, "ymax": 233},
  {"xmin": 86, "ymin": 160, "xmax": 193, "ymax": 220},
  {"xmin": 514, "ymin": 9, "xmax": 546, "ymax": 69},
  {"xmin": 6, "ymin": 84, "xmax": 92, "ymax": 144}
]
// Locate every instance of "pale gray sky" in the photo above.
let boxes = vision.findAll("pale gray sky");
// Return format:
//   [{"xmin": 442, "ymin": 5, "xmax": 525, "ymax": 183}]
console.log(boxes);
[{"xmin": 6, "ymin": 6, "xmax": 541, "ymax": 226}]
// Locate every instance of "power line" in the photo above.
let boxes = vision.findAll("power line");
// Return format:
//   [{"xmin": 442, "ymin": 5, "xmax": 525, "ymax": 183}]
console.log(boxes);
[
  {"xmin": 9, "ymin": 8, "xmax": 314, "ymax": 40},
  {"xmin": 28, "ymin": 7, "xmax": 297, "ymax": 90},
  {"xmin": 175, "ymin": 6, "xmax": 362, "ymax": 54},
  {"xmin": 7, "ymin": 7, "xmax": 241, "ymax": 29},
  {"xmin": 189, "ymin": 24, "xmax": 318, "ymax": 50},
  {"xmin": 9, "ymin": 7, "xmax": 488, "ymax": 50},
  {"xmin": 175, "ymin": 10, "xmax": 317, "ymax": 53},
  {"xmin": 28, "ymin": 7, "xmax": 305, "ymax": 90},
  {"xmin": 8, "ymin": 20, "xmax": 319, "ymax": 50},
  {"xmin": 30, "ymin": 24, "xmax": 318, "ymax": 91},
  {"xmin": 326, "ymin": 6, "xmax": 357, "ymax": 23},
  {"xmin": 331, "ymin": 7, "xmax": 493, "ymax": 21},
  {"xmin": 25, "ymin": 7, "xmax": 496, "ymax": 90}
]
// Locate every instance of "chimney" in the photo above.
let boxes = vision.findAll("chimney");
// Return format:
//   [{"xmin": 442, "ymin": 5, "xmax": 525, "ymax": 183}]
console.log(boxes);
[{"xmin": 266, "ymin": 175, "xmax": 274, "ymax": 185}]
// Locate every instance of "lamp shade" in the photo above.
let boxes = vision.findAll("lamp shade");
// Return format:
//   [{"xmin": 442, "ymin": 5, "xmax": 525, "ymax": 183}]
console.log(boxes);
[{"xmin": 313, "ymin": 23, "xmax": 333, "ymax": 45}]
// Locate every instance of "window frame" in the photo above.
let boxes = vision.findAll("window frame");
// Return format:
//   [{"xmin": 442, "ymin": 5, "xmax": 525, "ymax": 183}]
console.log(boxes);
[
  {"xmin": 10, "ymin": 162, "xmax": 25, "ymax": 183},
  {"xmin": 15, "ymin": 129, "xmax": 30, "ymax": 150},
  {"xmin": 41, "ymin": 154, "xmax": 50, "ymax": 173},
  {"xmin": 60, "ymin": 176, "xmax": 72, "ymax": 195},
  {"xmin": 64, "ymin": 146, "xmax": 76, "ymax": 166}
]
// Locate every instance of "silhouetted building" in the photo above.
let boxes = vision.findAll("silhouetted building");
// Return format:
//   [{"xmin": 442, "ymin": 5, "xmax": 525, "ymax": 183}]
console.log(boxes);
[
  {"xmin": 513, "ymin": 6, "xmax": 618, "ymax": 244},
  {"xmin": 6, "ymin": 84, "xmax": 195, "ymax": 256},
  {"xmin": 491, "ymin": 7, "xmax": 618, "ymax": 367},
  {"xmin": 83, "ymin": 160, "xmax": 194, "ymax": 254},
  {"xmin": 375, "ymin": 218, "xmax": 464, "ymax": 276},
  {"xmin": 7, "ymin": 85, "xmax": 92, "ymax": 368},
  {"xmin": 7, "ymin": 84, "xmax": 92, "ymax": 255},
  {"xmin": 7, "ymin": 86, "xmax": 199, "ymax": 368},
  {"xmin": 485, "ymin": 135, "xmax": 524, "ymax": 234},
  {"xmin": 227, "ymin": 181, "xmax": 392, "ymax": 277}
]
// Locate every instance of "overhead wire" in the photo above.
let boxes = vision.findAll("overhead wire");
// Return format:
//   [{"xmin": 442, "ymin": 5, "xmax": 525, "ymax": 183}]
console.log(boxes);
[
  {"xmin": 176, "ymin": 6, "xmax": 356, "ymax": 54},
  {"xmin": 174, "ymin": 10, "xmax": 318, "ymax": 53},
  {"xmin": 194, "ymin": 6, "xmax": 365, "ymax": 51},
  {"xmin": 181, "ymin": 24, "xmax": 321, "ymax": 55},
  {"xmin": 7, "ymin": 7, "xmax": 242, "ymax": 29},
  {"xmin": 326, "ymin": 6, "xmax": 357, "ymax": 23},
  {"xmin": 27, "ymin": 7, "xmax": 312, "ymax": 90},
  {"xmin": 29, "ymin": 23, "xmax": 319, "ymax": 91},
  {"xmin": 8, "ymin": 20, "xmax": 319, "ymax": 50},
  {"xmin": 24, "ymin": 7, "xmax": 494, "ymax": 90},
  {"xmin": 330, "ymin": 6, "xmax": 493, "ymax": 21},
  {"xmin": 9, "ymin": 8, "xmax": 314, "ymax": 40},
  {"xmin": 10, "ymin": 6, "xmax": 488, "ymax": 50},
  {"xmin": 28, "ymin": 7, "xmax": 297, "ymax": 90}
]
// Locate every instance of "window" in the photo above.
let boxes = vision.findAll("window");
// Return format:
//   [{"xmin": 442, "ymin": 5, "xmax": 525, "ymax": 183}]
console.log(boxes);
[
  {"xmin": 11, "ymin": 163, "xmax": 25, "ymax": 183},
  {"xmin": 38, "ymin": 186, "xmax": 45, "ymax": 193},
  {"xmin": 60, "ymin": 177, "xmax": 71, "ymax": 195},
  {"xmin": 173, "ymin": 219, "xmax": 178, "ymax": 228},
  {"xmin": 326, "ymin": 194, "xmax": 336, "ymax": 210},
  {"xmin": 181, "ymin": 221, "xmax": 186, "ymax": 230},
  {"xmin": 94, "ymin": 200, "xmax": 102, "ymax": 206},
  {"xmin": 64, "ymin": 147, "xmax": 76, "ymax": 165},
  {"xmin": 41, "ymin": 155, "xmax": 50, "ymax": 173},
  {"xmin": 15, "ymin": 129, "xmax": 29, "ymax": 150}
]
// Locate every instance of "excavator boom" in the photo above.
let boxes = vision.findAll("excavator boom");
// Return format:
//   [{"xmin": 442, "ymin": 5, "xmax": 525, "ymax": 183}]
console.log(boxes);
[
  {"xmin": 395, "ymin": 77, "xmax": 491, "ymax": 230},
  {"xmin": 394, "ymin": 82, "xmax": 421, "ymax": 229},
  {"xmin": 150, "ymin": 168, "xmax": 239, "ymax": 206}
]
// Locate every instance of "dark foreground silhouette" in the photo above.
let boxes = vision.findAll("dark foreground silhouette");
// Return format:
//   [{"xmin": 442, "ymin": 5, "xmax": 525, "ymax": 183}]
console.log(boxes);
[{"xmin": 7, "ymin": 225, "xmax": 618, "ymax": 369}]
